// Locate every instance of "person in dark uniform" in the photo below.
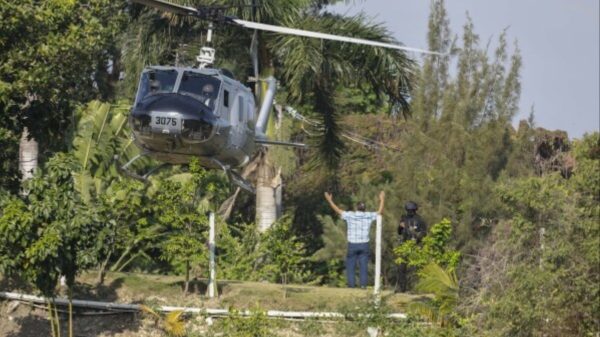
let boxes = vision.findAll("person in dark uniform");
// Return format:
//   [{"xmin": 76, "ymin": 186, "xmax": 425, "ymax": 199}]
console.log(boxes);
[{"xmin": 396, "ymin": 201, "xmax": 427, "ymax": 292}]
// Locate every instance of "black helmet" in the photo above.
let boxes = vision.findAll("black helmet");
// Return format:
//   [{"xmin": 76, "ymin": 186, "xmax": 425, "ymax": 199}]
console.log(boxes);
[{"xmin": 405, "ymin": 201, "xmax": 418, "ymax": 211}]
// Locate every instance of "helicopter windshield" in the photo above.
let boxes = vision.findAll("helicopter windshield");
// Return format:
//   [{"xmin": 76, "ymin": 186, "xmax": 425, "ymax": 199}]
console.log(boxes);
[
  {"xmin": 178, "ymin": 72, "xmax": 221, "ymax": 110},
  {"xmin": 135, "ymin": 69, "xmax": 178, "ymax": 103}
]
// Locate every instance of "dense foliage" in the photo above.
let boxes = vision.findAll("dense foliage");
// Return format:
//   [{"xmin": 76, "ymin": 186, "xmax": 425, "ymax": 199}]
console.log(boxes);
[
  {"xmin": 0, "ymin": 0, "xmax": 125, "ymax": 153},
  {"xmin": 394, "ymin": 218, "xmax": 461, "ymax": 271},
  {"xmin": 0, "ymin": 0, "xmax": 597, "ymax": 336},
  {"xmin": 0, "ymin": 153, "xmax": 100, "ymax": 295}
]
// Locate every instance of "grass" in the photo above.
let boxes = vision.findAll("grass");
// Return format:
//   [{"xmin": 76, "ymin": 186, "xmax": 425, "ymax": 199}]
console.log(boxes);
[{"xmin": 75, "ymin": 271, "xmax": 419, "ymax": 313}]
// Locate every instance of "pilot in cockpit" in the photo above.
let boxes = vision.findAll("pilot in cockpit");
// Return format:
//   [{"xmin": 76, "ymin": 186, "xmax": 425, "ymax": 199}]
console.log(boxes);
[
  {"xmin": 150, "ymin": 79, "xmax": 161, "ymax": 93},
  {"xmin": 201, "ymin": 83, "xmax": 216, "ymax": 109}
]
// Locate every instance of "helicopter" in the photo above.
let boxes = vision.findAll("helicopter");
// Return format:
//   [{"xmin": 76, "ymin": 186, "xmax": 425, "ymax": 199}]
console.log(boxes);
[{"xmin": 123, "ymin": 0, "xmax": 442, "ymax": 193}]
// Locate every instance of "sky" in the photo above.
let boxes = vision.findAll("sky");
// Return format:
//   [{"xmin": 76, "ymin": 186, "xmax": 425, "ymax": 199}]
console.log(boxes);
[{"xmin": 329, "ymin": 0, "xmax": 600, "ymax": 138}]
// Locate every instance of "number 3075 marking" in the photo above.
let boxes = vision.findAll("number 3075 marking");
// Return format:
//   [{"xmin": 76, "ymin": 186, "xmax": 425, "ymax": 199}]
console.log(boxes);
[{"xmin": 155, "ymin": 116, "xmax": 177, "ymax": 126}]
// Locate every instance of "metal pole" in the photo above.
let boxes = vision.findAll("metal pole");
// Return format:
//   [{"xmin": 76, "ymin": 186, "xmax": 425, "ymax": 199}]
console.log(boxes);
[
  {"xmin": 207, "ymin": 23, "xmax": 213, "ymax": 43},
  {"xmin": 207, "ymin": 212, "xmax": 217, "ymax": 298},
  {"xmin": 374, "ymin": 215, "xmax": 382, "ymax": 300}
]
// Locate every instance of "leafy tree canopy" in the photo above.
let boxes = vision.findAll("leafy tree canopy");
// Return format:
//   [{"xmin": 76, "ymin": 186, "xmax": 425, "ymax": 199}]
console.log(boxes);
[{"xmin": 0, "ymin": 0, "xmax": 125, "ymax": 148}]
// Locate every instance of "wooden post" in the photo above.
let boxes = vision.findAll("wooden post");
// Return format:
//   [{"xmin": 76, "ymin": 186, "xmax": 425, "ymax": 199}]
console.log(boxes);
[
  {"xmin": 374, "ymin": 215, "xmax": 382, "ymax": 301},
  {"xmin": 207, "ymin": 212, "xmax": 217, "ymax": 298}
]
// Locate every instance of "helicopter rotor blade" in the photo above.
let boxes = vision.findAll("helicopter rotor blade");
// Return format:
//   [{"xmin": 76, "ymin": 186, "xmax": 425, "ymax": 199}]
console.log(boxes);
[
  {"xmin": 232, "ymin": 19, "xmax": 444, "ymax": 55},
  {"xmin": 130, "ymin": 0, "xmax": 198, "ymax": 16},
  {"xmin": 131, "ymin": 0, "xmax": 443, "ymax": 55}
]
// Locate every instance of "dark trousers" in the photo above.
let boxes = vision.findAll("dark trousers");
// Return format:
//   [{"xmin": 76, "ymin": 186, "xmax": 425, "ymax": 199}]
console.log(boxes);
[
  {"xmin": 346, "ymin": 242, "xmax": 370, "ymax": 288},
  {"xmin": 396, "ymin": 262, "xmax": 408, "ymax": 292}
]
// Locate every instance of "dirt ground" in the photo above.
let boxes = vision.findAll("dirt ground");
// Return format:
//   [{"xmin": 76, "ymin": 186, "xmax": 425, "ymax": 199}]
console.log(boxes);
[{"xmin": 0, "ymin": 300, "xmax": 156, "ymax": 337}]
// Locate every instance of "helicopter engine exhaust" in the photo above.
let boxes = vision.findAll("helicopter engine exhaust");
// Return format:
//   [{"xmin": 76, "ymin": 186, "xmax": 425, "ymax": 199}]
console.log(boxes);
[{"xmin": 255, "ymin": 76, "xmax": 276, "ymax": 139}]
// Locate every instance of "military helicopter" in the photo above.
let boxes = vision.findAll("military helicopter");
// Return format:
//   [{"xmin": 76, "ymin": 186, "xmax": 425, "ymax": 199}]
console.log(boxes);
[{"xmin": 123, "ymin": 0, "xmax": 441, "ymax": 193}]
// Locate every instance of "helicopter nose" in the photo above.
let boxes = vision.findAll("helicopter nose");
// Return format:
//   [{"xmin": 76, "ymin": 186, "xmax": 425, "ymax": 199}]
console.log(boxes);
[
  {"xmin": 131, "ymin": 93, "xmax": 217, "ymax": 141},
  {"xmin": 181, "ymin": 119, "xmax": 214, "ymax": 141}
]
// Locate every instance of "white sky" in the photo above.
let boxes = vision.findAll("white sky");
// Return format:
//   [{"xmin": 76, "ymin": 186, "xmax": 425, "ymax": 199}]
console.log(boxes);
[{"xmin": 330, "ymin": 0, "xmax": 600, "ymax": 138}]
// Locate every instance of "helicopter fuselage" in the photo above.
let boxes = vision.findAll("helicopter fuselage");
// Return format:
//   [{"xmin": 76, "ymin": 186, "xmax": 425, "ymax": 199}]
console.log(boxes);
[{"xmin": 129, "ymin": 66, "xmax": 257, "ymax": 169}]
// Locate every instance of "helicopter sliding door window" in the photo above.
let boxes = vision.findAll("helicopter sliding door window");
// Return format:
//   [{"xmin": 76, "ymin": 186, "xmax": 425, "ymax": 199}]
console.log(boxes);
[
  {"xmin": 238, "ymin": 97, "xmax": 245, "ymax": 123},
  {"xmin": 135, "ymin": 69, "xmax": 178, "ymax": 104},
  {"xmin": 178, "ymin": 72, "xmax": 221, "ymax": 110},
  {"xmin": 223, "ymin": 90, "xmax": 229, "ymax": 108}
]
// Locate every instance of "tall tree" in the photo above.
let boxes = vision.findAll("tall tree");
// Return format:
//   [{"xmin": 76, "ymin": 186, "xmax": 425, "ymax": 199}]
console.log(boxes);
[
  {"xmin": 250, "ymin": 4, "xmax": 415, "ymax": 230},
  {"xmin": 303, "ymin": 0, "xmax": 526, "ymax": 286},
  {"xmin": 0, "ymin": 153, "xmax": 103, "ymax": 336},
  {"xmin": 462, "ymin": 134, "xmax": 600, "ymax": 337},
  {"xmin": 0, "ymin": 0, "xmax": 125, "ymax": 189}
]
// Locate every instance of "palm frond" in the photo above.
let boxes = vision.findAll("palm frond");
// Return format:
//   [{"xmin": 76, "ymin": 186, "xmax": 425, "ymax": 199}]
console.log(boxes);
[
  {"xmin": 164, "ymin": 310, "xmax": 186, "ymax": 337},
  {"xmin": 408, "ymin": 301, "xmax": 438, "ymax": 323},
  {"xmin": 268, "ymin": 13, "xmax": 415, "ymax": 165},
  {"xmin": 415, "ymin": 262, "xmax": 459, "ymax": 295},
  {"xmin": 412, "ymin": 262, "xmax": 459, "ymax": 326}
]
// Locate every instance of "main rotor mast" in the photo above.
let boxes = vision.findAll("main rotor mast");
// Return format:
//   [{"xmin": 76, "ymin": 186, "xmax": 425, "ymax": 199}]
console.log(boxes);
[{"xmin": 197, "ymin": 22, "xmax": 215, "ymax": 68}]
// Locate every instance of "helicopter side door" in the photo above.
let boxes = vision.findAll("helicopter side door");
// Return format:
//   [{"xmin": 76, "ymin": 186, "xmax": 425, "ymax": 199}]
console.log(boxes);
[
  {"xmin": 216, "ymin": 83, "xmax": 244, "ymax": 166},
  {"xmin": 229, "ymin": 93, "xmax": 247, "ymax": 146}
]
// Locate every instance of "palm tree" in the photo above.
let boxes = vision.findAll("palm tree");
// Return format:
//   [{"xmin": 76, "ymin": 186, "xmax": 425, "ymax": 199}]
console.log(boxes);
[
  {"xmin": 245, "ymin": 6, "xmax": 415, "ymax": 230},
  {"xmin": 18, "ymin": 127, "xmax": 38, "ymax": 191}
]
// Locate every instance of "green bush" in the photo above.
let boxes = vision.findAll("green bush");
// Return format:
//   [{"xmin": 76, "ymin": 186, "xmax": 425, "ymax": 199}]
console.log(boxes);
[
  {"xmin": 394, "ymin": 218, "xmax": 461, "ymax": 272},
  {"xmin": 208, "ymin": 308, "xmax": 277, "ymax": 337}
]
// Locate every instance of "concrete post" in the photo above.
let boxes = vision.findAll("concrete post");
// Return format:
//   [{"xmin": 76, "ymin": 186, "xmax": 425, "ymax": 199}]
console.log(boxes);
[
  {"xmin": 374, "ymin": 215, "xmax": 383, "ymax": 300},
  {"xmin": 207, "ymin": 212, "xmax": 217, "ymax": 298}
]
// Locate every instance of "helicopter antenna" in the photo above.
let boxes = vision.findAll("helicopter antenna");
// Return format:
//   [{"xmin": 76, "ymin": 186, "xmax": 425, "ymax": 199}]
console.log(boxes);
[{"xmin": 197, "ymin": 22, "xmax": 216, "ymax": 68}]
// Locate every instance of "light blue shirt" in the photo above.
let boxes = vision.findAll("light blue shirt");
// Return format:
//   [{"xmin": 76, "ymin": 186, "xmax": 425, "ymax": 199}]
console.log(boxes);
[{"xmin": 341, "ymin": 211, "xmax": 378, "ymax": 243}]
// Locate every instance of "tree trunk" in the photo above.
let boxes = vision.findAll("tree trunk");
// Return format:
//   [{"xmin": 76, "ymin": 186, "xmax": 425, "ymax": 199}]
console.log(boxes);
[
  {"xmin": 96, "ymin": 250, "xmax": 112, "ymax": 286},
  {"xmin": 255, "ymin": 151, "xmax": 282, "ymax": 232},
  {"xmin": 19, "ymin": 127, "xmax": 38, "ymax": 192},
  {"xmin": 53, "ymin": 299, "xmax": 62, "ymax": 337},
  {"xmin": 184, "ymin": 260, "xmax": 190, "ymax": 295},
  {"xmin": 47, "ymin": 301, "xmax": 58, "ymax": 337},
  {"xmin": 68, "ymin": 291, "xmax": 73, "ymax": 337}
]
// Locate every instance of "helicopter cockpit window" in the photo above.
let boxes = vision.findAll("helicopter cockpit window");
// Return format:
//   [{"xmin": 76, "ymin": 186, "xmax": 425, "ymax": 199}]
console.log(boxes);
[
  {"xmin": 135, "ymin": 70, "xmax": 177, "ymax": 103},
  {"xmin": 178, "ymin": 72, "xmax": 221, "ymax": 110}
]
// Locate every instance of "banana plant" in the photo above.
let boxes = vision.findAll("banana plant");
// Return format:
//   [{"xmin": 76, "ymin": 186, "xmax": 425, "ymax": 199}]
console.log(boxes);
[{"xmin": 71, "ymin": 100, "xmax": 149, "ymax": 203}]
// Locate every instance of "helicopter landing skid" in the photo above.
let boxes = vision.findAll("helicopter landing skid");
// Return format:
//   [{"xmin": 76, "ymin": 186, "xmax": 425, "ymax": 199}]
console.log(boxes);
[
  {"xmin": 116, "ymin": 153, "xmax": 255, "ymax": 193},
  {"xmin": 209, "ymin": 158, "xmax": 255, "ymax": 194},
  {"xmin": 115, "ymin": 152, "xmax": 170, "ymax": 183}
]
